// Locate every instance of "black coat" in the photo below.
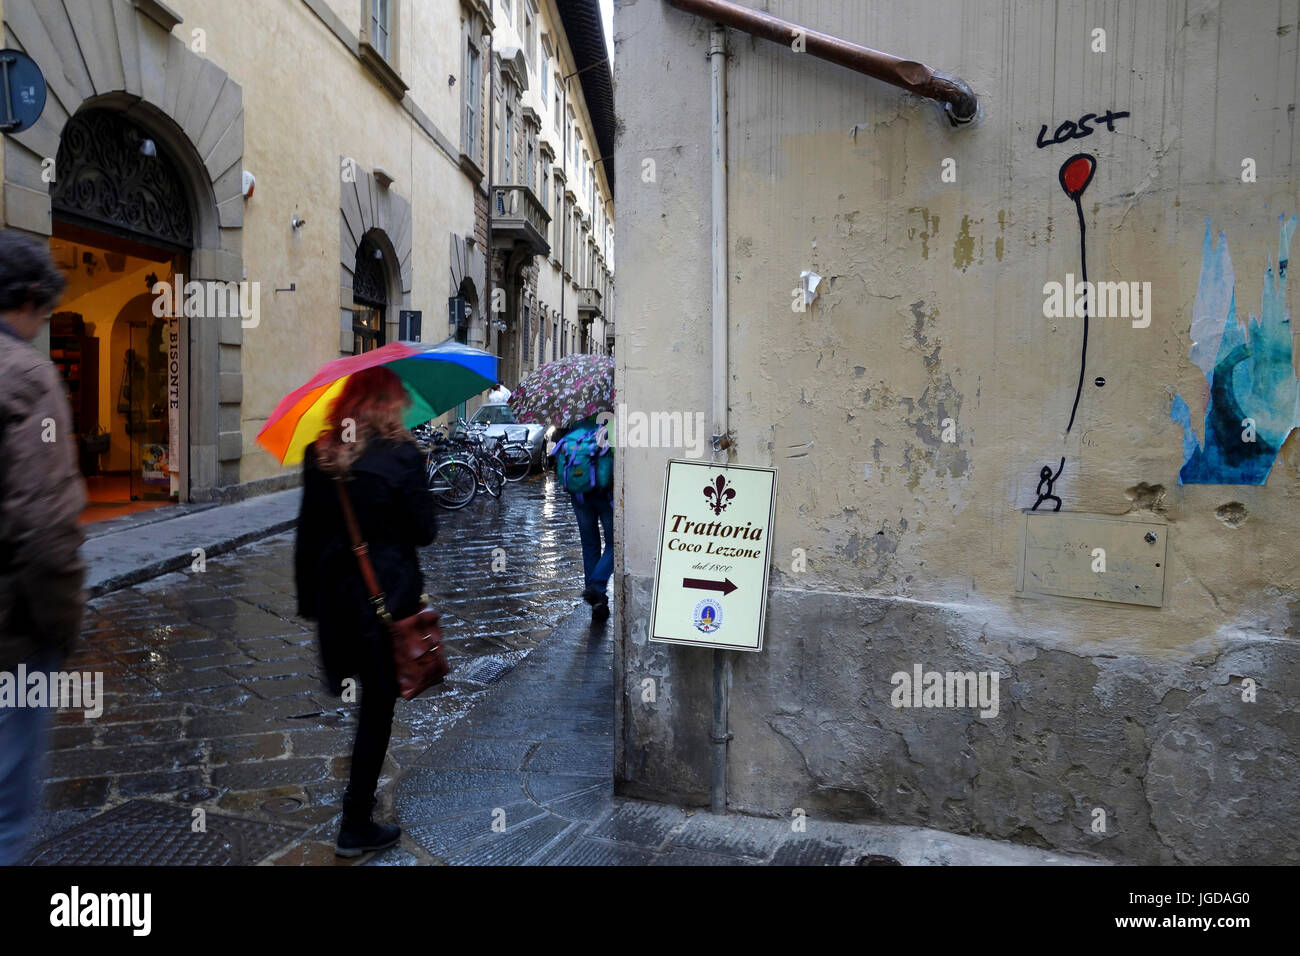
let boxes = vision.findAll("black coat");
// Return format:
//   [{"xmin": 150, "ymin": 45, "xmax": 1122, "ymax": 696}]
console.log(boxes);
[{"xmin": 294, "ymin": 437, "xmax": 437, "ymax": 694}]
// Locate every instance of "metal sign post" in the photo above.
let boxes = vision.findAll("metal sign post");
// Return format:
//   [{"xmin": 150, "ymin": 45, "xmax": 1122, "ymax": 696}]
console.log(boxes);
[{"xmin": 649, "ymin": 458, "xmax": 776, "ymax": 814}]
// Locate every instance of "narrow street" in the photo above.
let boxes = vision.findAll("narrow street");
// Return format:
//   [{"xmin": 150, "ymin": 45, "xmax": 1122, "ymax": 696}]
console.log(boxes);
[
  {"xmin": 26, "ymin": 475, "xmax": 588, "ymax": 865},
  {"xmin": 25, "ymin": 475, "xmax": 1082, "ymax": 867}
]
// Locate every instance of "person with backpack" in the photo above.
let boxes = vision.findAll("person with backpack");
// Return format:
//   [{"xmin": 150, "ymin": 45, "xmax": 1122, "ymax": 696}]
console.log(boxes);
[{"xmin": 552, "ymin": 415, "xmax": 614, "ymax": 622}]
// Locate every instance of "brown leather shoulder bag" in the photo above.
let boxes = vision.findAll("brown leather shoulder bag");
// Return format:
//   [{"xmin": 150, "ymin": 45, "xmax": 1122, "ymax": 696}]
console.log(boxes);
[{"xmin": 334, "ymin": 478, "xmax": 449, "ymax": 699}]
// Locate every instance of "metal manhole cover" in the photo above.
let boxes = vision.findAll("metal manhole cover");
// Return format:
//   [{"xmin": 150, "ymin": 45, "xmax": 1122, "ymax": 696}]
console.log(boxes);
[
  {"xmin": 23, "ymin": 800, "xmax": 304, "ymax": 866},
  {"xmin": 262, "ymin": 797, "xmax": 304, "ymax": 814},
  {"xmin": 855, "ymin": 853, "xmax": 903, "ymax": 866},
  {"xmin": 179, "ymin": 787, "xmax": 218, "ymax": 803},
  {"xmin": 455, "ymin": 656, "xmax": 515, "ymax": 686}
]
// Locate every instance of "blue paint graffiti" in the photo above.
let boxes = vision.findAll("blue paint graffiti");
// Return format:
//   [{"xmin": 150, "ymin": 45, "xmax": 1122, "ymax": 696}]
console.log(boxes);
[{"xmin": 1172, "ymin": 216, "xmax": 1299, "ymax": 485}]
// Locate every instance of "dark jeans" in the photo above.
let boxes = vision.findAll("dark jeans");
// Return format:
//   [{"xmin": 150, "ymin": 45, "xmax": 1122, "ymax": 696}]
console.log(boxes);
[
  {"xmin": 346, "ymin": 631, "xmax": 399, "ymax": 815},
  {"xmin": 0, "ymin": 645, "xmax": 62, "ymax": 864},
  {"xmin": 571, "ymin": 490, "xmax": 614, "ymax": 602}
]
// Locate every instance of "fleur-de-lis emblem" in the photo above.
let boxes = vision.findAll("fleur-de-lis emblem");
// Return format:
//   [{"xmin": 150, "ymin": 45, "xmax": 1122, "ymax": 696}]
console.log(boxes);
[{"xmin": 703, "ymin": 474, "xmax": 736, "ymax": 515}]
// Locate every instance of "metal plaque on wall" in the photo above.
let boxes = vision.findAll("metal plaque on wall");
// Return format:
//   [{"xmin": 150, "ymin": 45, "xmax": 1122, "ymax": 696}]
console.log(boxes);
[{"xmin": 1016, "ymin": 511, "xmax": 1168, "ymax": 608}]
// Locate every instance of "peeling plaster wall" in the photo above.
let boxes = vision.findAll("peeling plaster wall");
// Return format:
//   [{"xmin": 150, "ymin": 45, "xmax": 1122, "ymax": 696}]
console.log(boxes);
[{"xmin": 613, "ymin": 0, "xmax": 1300, "ymax": 864}]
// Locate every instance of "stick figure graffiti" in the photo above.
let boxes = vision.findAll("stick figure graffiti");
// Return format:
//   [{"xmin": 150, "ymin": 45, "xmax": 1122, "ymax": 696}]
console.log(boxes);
[
  {"xmin": 1032, "ymin": 457, "xmax": 1065, "ymax": 512},
  {"xmin": 1030, "ymin": 154, "xmax": 1096, "ymax": 510}
]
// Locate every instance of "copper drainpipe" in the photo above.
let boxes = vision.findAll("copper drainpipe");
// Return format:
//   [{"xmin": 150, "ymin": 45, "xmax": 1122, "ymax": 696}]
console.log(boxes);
[{"xmin": 665, "ymin": 0, "xmax": 979, "ymax": 126}]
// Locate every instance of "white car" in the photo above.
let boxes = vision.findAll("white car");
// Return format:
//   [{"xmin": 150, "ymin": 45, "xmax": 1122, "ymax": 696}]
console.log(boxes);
[{"xmin": 464, "ymin": 404, "xmax": 547, "ymax": 470}]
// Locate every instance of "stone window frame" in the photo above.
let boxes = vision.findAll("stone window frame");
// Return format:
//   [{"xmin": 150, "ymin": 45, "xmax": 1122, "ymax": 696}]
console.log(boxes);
[
  {"xmin": 459, "ymin": 0, "xmax": 492, "ymax": 175},
  {"xmin": 503, "ymin": 100, "xmax": 515, "ymax": 185},
  {"xmin": 339, "ymin": 159, "xmax": 413, "ymax": 356},
  {"xmin": 552, "ymin": 179, "xmax": 564, "ymax": 266},
  {"xmin": 540, "ymin": 37, "xmax": 551, "ymax": 100},
  {"xmin": 522, "ymin": 0, "xmax": 538, "ymax": 68},
  {"xmin": 359, "ymin": 0, "xmax": 408, "ymax": 98},
  {"xmin": 463, "ymin": 35, "xmax": 483, "ymax": 159}
]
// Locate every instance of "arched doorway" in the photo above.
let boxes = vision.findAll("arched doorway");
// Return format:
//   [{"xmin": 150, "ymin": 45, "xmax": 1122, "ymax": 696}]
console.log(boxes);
[
  {"xmin": 4, "ymin": 2, "xmax": 246, "ymax": 503},
  {"xmin": 50, "ymin": 108, "xmax": 194, "ymax": 519}
]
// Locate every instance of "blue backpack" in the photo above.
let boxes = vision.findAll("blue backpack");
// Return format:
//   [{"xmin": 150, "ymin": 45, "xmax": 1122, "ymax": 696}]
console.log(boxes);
[{"xmin": 555, "ymin": 421, "xmax": 612, "ymax": 495}]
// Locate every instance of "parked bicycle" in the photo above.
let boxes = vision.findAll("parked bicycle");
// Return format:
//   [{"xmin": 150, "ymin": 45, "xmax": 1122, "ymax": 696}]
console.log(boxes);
[
  {"xmin": 497, "ymin": 425, "xmax": 534, "ymax": 483},
  {"xmin": 417, "ymin": 420, "xmax": 504, "ymax": 508}
]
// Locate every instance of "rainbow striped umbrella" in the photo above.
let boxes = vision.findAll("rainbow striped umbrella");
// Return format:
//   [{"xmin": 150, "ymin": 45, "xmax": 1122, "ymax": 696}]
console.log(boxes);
[{"xmin": 256, "ymin": 339, "xmax": 497, "ymax": 465}]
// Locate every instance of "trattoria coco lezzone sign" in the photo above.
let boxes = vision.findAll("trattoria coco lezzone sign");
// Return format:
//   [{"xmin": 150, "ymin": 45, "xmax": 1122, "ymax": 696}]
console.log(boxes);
[{"xmin": 649, "ymin": 460, "xmax": 778, "ymax": 652}]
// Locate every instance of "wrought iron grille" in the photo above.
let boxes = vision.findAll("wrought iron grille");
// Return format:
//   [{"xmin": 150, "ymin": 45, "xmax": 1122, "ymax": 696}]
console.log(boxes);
[
  {"xmin": 51, "ymin": 109, "xmax": 193, "ymax": 246},
  {"xmin": 352, "ymin": 237, "xmax": 388, "ymax": 305}
]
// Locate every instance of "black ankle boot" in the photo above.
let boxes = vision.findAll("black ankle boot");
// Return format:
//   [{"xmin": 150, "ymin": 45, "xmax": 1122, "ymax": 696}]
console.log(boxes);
[{"xmin": 336, "ymin": 790, "xmax": 401, "ymax": 858}]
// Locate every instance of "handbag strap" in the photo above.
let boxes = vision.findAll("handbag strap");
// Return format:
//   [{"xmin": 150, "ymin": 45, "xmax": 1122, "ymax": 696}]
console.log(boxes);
[{"xmin": 333, "ymin": 478, "xmax": 391, "ymax": 623}]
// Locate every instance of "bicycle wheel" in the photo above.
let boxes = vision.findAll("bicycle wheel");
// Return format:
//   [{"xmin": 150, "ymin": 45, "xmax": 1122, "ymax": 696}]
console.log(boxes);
[
  {"xmin": 431, "ymin": 459, "xmax": 476, "ymax": 509},
  {"xmin": 501, "ymin": 446, "xmax": 531, "ymax": 482},
  {"xmin": 480, "ymin": 458, "xmax": 504, "ymax": 498}
]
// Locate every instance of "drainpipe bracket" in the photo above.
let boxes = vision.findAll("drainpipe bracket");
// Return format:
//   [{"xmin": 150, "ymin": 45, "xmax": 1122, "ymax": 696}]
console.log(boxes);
[
  {"xmin": 930, "ymin": 69, "xmax": 980, "ymax": 128},
  {"xmin": 710, "ymin": 731, "xmax": 734, "ymax": 744}
]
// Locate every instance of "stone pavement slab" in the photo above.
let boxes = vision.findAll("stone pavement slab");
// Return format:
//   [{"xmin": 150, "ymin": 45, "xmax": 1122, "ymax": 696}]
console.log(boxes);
[{"xmin": 83, "ymin": 488, "xmax": 302, "ymax": 596}]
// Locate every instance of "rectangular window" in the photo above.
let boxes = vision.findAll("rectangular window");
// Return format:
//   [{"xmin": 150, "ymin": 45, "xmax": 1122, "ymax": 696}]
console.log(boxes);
[
  {"xmin": 503, "ymin": 104, "xmax": 513, "ymax": 184},
  {"xmin": 553, "ymin": 182, "xmax": 563, "ymax": 251},
  {"xmin": 522, "ymin": 304, "xmax": 530, "ymax": 361},
  {"xmin": 370, "ymin": 0, "xmax": 390, "ymax": 60},
  {"xmin": 353, "ymin": 306, "xmax": 384, "ymax": 355},
  {"xmin": 464, "ymin": 41, "xmax": 481, "ymax": 157},
  {"xmin": 526, "ymin": 139, "xmax": 535, "ymax": 193},
  {"xmin": 541, "ymin": 52, "xmax": 549, "ymax": 97},
  {"xmin": 552, "ymin": 319, "xmax": 558, "ymax": 361}
]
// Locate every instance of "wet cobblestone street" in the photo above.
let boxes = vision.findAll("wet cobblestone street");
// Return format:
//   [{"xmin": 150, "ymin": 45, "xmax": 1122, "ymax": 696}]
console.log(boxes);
[{"xmin": 25, "ymin": 474, "xmax": 587, "ymax": 865}]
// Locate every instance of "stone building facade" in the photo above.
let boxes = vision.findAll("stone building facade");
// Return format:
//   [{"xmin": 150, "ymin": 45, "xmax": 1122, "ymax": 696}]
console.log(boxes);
[
  {"xmin": 0, "ymin": 0, "xmax": 611, "ymax": 512},
  {"xmin": 486, "ymin": 0, "xmax": 615, "ymax": 390}
]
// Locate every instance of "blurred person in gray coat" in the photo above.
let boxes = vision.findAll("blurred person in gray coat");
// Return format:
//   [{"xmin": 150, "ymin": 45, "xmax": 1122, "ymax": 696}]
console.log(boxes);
[{"xmin": 0, "ymin": 231, "xmax": 86, "ymax": 864}]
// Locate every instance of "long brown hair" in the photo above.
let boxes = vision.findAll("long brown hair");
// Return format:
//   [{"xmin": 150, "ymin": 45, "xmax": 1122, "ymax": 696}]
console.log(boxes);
[{"xmin": 314, "ymin": 366, "xmax": 411, "ymax": 475}]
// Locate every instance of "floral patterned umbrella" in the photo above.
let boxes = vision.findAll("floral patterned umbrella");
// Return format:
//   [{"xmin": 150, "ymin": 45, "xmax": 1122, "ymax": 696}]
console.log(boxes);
[{"xmin": 508, "ymin": 353, "xmax": 614, "ymax": 429}]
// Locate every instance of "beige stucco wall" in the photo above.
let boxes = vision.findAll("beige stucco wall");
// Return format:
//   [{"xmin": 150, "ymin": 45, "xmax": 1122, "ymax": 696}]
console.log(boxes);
[
  {"xmin": 615, "ymin": 0, "xmax": 1300, "ymax": 863},
  {"xmin": 621, "ymin": 0, "xmax": 1299, "ymax": 650},
  {"xmin": 168, "ymin": 0, "xmax": 476, "ymax": 484}
]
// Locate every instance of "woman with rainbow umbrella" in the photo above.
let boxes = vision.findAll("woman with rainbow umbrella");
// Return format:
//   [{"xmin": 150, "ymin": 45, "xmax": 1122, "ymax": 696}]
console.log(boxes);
[{"xmin": 257, "ymin": 339, "xmax": 495, "ymax": 857}]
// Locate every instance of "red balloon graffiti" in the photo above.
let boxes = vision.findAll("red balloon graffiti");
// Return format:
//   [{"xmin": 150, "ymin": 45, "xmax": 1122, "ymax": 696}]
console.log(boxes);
[
  {"xmin": 1059, "ymin": 153, "xmax": 1096, "ymax": 201},
  {"xmin": 1033, "ymin": 153, "xmax": 1099, "ymax": 512}
]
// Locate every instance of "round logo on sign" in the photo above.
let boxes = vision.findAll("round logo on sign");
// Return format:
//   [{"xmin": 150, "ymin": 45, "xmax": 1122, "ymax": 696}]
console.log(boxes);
[{"xmin": 692, "ymin": 598, "xmax": 723, "ymax": 634}]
